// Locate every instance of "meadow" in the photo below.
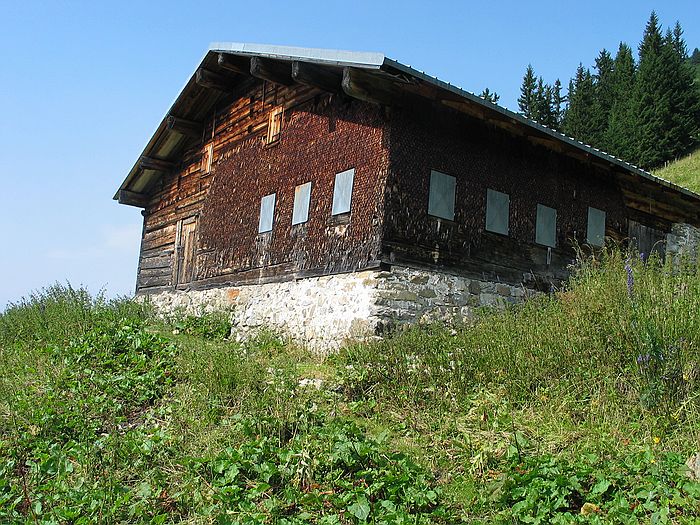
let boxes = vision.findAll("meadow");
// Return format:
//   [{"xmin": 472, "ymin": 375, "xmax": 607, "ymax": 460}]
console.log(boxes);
[{"xmin": 1, "ymin": 248, "xmax": 699, "ymax": 524}]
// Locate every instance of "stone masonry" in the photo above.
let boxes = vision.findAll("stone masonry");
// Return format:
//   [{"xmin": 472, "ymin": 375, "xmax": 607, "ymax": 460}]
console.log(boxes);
[{"xmin": 145, "ymin": 265, "xmax": 532, "ymax": 352}]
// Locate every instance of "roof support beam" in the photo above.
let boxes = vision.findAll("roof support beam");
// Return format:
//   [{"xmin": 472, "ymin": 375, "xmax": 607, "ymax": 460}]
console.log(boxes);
[
  {"xmin": 250, "ymin": 57, "xmax": 294, "ymax": 86},
  {"xmin": 139, "ymin": 156, "xmax": 176, "ymax": 172},
  {"xmin": 118, "ymin": 189, "xmax": 148, "ymax": 208},
  {"xmin": 196, "ymin": 68, "xmax": 235, "ymax": 92},
  {"xmin": 291, "ymin": 61, "xmax": 343, "ymax": 93},
  {"xmin": 166, "ymin": 115, "xmax": 204, "ymax": 139},
  {"xmin": 217, "ymin": 53, "xmax": 251, "ymax": 74}
]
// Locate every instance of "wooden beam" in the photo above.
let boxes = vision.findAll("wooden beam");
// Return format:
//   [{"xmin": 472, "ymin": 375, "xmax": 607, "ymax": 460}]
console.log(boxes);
[
  {"xmin": 166, "ymin": 115, "xmax": 204, "ymax": 139},
  {"xmin": 250, "ymin": 56, "xmax": 294, "ymax": 86},
  {"xmin": 291, "ymin": 61, "xmax": 342, "ymax": 92},
  {"xmin": 195, "ymin": 68, "xmax": 235, "ymax": 92},
  {"xmin": 217, "ymin": 53, "xmax": 251, "ymax": 74},
  {"xmin": 342, "ymin": 67, "xmax": 411, "ymax": 106},
  {"xmin": 139, "ymin": 156, "xmax": 176, "ymax": 172},
  {"xmin": 118, "ymin": 189, "xmax": 148, "ymax": 208}
]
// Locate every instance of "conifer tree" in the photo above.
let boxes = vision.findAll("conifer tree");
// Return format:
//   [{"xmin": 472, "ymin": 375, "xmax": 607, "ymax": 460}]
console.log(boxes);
[
  {"xmin": 552, "ymin": 79, "xmax": 565, "ymax": 130},
  {"xmin": 606, "ymin": 43, "xmax": 637, "ymax": 162},
  {"xmin": 634, "ymin": 11, "xmax": 672, "ymax": 167},
  {"xmin": 591, "ymin": 49, "xmax": 615, "ymax": 150},
  {"xmin": 479, "ymin": 88, "xmax": 500, "ymax": 104},
  {"xmin": 665, "ymin": 22, "xmax": 700, "ymax": 158},
  {"xmin": 563, "ymin": 64, "xmax": 596, "ymax": 144},
  {"xmin": 518, "ymin": 65, "xmax": 538, "ymax": 119}
]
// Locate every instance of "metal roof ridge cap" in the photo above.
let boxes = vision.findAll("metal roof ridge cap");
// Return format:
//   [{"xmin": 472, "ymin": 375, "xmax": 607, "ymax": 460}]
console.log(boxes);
[{"xmin": 209, "ymin": 42, "xmax": 385, "ymax": 67}]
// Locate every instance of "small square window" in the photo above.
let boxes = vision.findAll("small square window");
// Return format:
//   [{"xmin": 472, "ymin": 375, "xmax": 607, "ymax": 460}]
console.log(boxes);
[
  {"xmin": 258, "ymin": 193, "xmax": 276, "ymax": 233},
  {"xmin": 536, "ymin": 204, "xmax": 557, "ymax": 247},
  {"xmin": 332, "ymin": 168, "xmax": 354, "ymax": 215},
  {"xmin": 587, "ymin": 207, "xmax": 606, "ymax": 246},
  {"xmin": 428, "ymin": 170, "xmax": 456, "ymax": 220},
  {"xmin": 266, "ymin": 106, "xmax": 283, "ymax": 144},
  {"xmin": 292, "ymin": 182, "xmax": 312, "ymax": 225},
  {"xmin": 486, "ymin": 189, "xmax": 509, "ymax": 235}
]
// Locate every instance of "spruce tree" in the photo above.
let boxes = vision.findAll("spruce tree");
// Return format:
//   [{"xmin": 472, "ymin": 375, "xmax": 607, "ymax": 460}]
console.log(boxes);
[
  {"xmin": 635, "ymin": 11, "xmax": 672, "ymax": 167},
  {"xmin": 563, "ymin": 64, "xmax": 596, "ymax": 144},
  {"xmin": 552, "ymin": 79, "xmax": 565, "ymax": 130},
  {"xmin": 665, "ymin": 22, "xmax": 700, "ymax": 158},
  {"xmin": 606, "ymin": 43, "xmax": 637, "ymax": 162},
  {"xmin": 479, "ymin": 88, "xmax": 500, "ymax": 104},
  {"xmin": 591, "ymin": 49, "xmax": 615, "ymax": 150},
  {"xmin": 518, "ymin": 65, "xmax": 538, "ymax": 119}
]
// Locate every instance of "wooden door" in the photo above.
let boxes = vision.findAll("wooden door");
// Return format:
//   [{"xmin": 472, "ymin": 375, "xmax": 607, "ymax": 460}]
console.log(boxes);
[{"xmin": 176, "ymin": 218, "xmax": 197, "ymax": 285}]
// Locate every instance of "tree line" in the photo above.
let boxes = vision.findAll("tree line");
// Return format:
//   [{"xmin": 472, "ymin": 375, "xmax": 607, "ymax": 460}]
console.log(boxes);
[{"xmin": 513, "ymin": 12, "xmax": 699, "ymax": 170}]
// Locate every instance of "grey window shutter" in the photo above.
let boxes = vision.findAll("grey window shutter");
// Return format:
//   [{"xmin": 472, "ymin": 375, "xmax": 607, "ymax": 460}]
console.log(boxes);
[
  {"xmin": 536, "ymin": 204, "xmax": 557, "ymax": 247},
  {"xmin": 332, "ymin": 168, "xmax": 354, "ymax": 215},
  {"xmin": 486, "ymin": 189, "xmax": 509, "ymax": 235},
  {"xmin": 428, "ymin": 170, "xmax": 456, "ymax": 220},
  {"xmin": 258, "ymin": 193, "xmax": 276, "ymax": 233}
]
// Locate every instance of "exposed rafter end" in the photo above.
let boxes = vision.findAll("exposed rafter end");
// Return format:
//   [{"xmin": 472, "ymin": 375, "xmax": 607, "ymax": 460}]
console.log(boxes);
[
  {"xmin": 196, "ymin": 68, "xmax": 236, "ymax": 92},
  {"xmin": 218, "ymin": 53, "xmax": 251, "ymax": 74},
  {"xmin": 139, "ymin": 155, "xmax": 176, "ymax": 172},
  {"xmin": 250, "ymin": 56, "xmax": 294, "ymax": 86},
  {"xmin": 166, "ymin": 114, "xmax": 204, "ymax": 139},
  {"xmin": 292, "ymin": 61, "xmax": 342, "ymax": 92},
  {"xmin": 118, "ymin": 189, "xmax": 148, "ymax": 208}
]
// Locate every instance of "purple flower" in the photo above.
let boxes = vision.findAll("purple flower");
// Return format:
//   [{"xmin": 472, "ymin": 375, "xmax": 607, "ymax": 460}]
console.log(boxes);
[
  {"xmin": 625, "ymin": 263, "xmax": 634, "ymax": 298},
  {"xmin": 637, "ymin": 354, "xmax": 651, "ymax": 366}
]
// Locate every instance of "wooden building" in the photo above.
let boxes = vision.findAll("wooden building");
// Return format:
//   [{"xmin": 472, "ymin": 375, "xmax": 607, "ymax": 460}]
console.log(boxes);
[{"xmin": 115, "ymin": 43, "xmax": 700, "ymax": 348}]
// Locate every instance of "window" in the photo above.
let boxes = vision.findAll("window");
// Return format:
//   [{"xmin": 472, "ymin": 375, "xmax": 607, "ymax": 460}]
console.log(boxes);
[
  {"xmin": 536, "ymin": 204, "xmax": 557, "ymax": 247},
  {"xmin": 332, "ymin": 168, "xmax": 354, "ymax": 215},
  {"xmin": 292, "ymin": 182, "xmax": 312, "ymax": 225},
  {"xmin": 587, "ymin": 207, "xmax": 606, "ymax": 246},
  {"xmin": 266, "ymin": 106, "xmax": 283, "ymax": 144},
  {"xmin": 428, "ymin": 170, "xmax": 456, "ymax": 220},
  {"xmin": 202, "ymin": 143, "xmax": 213, "ymax": 173},
  {"xmin": 258, "ymin": 193, "xmax": 276, "ymax": 233},
  {"xmin": 486, "ymin": 189, "xmax": 509, "ymax": 235}
]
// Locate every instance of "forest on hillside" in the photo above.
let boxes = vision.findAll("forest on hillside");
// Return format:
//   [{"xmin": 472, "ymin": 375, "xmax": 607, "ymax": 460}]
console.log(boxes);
[{"xmin": 487, "ymin": 12, "xmax": 700, "ymax": 171}]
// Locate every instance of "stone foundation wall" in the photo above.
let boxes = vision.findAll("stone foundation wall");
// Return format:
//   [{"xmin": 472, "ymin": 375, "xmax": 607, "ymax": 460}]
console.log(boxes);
[
  {"xmin": 667, "ymin": 223, "xmax": 700, "ymax": 260},
  {"xmin": 144, "ymin": 266, "xmax": 534, "ymax": 351}
]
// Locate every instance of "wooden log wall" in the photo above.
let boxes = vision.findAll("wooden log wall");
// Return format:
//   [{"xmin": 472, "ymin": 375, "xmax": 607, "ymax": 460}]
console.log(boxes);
[{"xmin": 136, "ymin": 82, "xmax": 390, "ymax": 293}]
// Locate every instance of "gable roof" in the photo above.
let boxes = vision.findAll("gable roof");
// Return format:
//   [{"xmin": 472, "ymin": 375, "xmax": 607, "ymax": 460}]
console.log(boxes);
[{"xmin": 115, "ymin": 42, "xmax": 700, "ymax": 224}]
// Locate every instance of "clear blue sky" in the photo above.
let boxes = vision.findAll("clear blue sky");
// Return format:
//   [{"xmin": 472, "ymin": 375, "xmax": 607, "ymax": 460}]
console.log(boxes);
[{"xmin": 1, "ymin": 0, "xmax": 698, "ymax": 308}]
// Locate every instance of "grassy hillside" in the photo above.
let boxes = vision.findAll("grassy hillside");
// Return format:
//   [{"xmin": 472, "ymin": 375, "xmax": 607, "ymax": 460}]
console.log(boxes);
[
  {"xmin": 656, "ymin": 147, "xmax": 700, "ymax": 194},
  {"xmin": 2, "ymin": 251, "xmax": 700, "ymax": 523}
]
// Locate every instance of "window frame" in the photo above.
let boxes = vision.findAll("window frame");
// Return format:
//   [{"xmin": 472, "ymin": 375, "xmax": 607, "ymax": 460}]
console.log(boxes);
[
  {"xmin": 485, "ymin": 188, "xmax": 510, "ymax": 236},
  {"xmin": 258, "ymin": 193, "xmax": 276, "ymax": 233},
  {"xmin": 292, "ymin": 182, "xmax": 312, "ymax": 225},
  {"xmin": 331, "ymin": 168, "xmax": 355, "ymax": 216},
  {"xmin": 586, "ymin": 206, "xmax": 606, "ymax": 247},
  {"xmin": 427, "ymin": 170, "xmax": 457, "ymax": 221},
  {"xmin": 535, "ymin": 204, "xmax": 557, "ymax": 248}
]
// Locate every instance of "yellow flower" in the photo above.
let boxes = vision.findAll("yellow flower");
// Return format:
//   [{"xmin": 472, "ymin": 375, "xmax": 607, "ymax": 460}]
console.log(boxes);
[{"xmin": 653, "ymin": 436, "xmax": 661, "ymax": 444}]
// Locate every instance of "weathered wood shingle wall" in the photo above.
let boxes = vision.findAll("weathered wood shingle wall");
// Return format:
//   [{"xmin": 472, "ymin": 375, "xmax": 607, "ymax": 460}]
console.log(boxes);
[{"xmin": 383, "ymin": 106, "xmax": 628, "ymax": 287}]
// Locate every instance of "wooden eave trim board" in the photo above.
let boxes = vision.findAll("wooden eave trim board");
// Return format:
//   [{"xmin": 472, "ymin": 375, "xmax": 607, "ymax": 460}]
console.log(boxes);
[
  {"xmin": 118, "ymin": 189, "xmax": 148, "ymax": 208},
  {"xmin": 250, "ymin": 57, "xmax": 294, "ymax": 86}
]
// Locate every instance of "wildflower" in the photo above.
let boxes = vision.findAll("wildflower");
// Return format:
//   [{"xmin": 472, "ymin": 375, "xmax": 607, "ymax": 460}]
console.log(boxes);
[
  {"xmin": 637, "ymin": 354, "xmax": 651, "ymax": 367},
  {"xmin": 653, "ymin": 436, "xmax": 661, "ymax": 444}
]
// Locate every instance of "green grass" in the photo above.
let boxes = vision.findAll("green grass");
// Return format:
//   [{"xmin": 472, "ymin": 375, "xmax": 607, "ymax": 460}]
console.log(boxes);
[
  {"xmin": 1, "ymin": 252, "xmax": 700, "ymax": 523},
  {"xmin": 656, "ymin": 146, "xmax": 700, "ymax": 194}
]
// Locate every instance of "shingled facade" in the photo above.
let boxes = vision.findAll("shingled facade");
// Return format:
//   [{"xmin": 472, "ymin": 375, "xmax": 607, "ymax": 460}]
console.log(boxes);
[{"xmin": 115, "ymin": 44, "xmax": 700, "ymax": 349}]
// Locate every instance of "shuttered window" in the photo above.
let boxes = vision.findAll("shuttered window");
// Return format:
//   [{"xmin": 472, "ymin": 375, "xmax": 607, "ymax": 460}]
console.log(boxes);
[
  {"xmin": 486, "ymin": 189, "xmax": 510, "ymax": 235},
  {"xmin": 536, "ymin": 204, "xmax": 557, "ymax": 247},
  {"xmin": 332, "ymin": 168, "xmax": 354, "ymax": 215},
  {"xmin": 292, "ymin": 182, "xmax": 312, "ymax": 225},
  {"xmin": 587, "ymin": 207, "xmax": 606, "ymax": 246},
  {"xmin": 266, "ymin": 106, "xmax": 283, "ymax": 144},
  {"xmin": 428, "ymin": 170, "xmax": 456, "ymax": 221},
  {"xmin": 258, "ymin": 193, "xmax": 276, "ymax": 233}
]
